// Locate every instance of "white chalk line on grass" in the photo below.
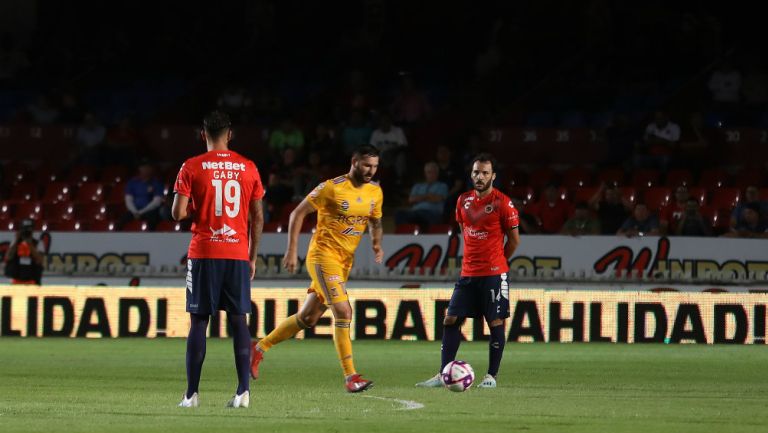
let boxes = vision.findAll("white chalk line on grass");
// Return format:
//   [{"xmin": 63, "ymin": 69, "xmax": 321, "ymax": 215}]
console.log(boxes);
[{"xmin": 361, "ymin": 395, "xmax": 425, "ymax": 410}]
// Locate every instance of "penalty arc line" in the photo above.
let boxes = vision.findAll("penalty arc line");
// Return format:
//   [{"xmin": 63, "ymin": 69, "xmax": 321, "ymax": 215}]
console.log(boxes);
[{"xmin": 361, "ymin": 395, "xmax": 425, "ymax": 410}]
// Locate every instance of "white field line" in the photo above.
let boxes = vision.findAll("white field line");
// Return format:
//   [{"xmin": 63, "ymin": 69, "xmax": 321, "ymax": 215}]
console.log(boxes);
[{"xmin": 361, "ymin": 395, "xmax": 425, "ymax": 410}]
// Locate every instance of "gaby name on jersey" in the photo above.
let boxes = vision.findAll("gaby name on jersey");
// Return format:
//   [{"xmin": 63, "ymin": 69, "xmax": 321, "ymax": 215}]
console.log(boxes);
[{"xmin": 201, "ymin": 161, "xmax": 246, "ymax": 180}]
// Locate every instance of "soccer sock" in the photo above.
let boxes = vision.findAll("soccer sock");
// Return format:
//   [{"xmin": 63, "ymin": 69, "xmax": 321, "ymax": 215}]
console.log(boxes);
[
  {"xmin": 258, "ymin": 314, "xmax": 308, "ymax": 352},
  {"xmin": 488, "ymin": 324, "xmax": 506, "ymax": 377},
  {"xmin": 441, "ymin": 321, "xmax": 462, "ymax": 372},
  {"xmin": 228, "ymin": 313, "xmax": 251, "ymax": 395},
  {"xmin": 333, "ymin": 318, "xmax": 355, "ymax": 377},
  {"xmin": 185, "ymin": 313, "xmax": 209, "ymax": 398}
]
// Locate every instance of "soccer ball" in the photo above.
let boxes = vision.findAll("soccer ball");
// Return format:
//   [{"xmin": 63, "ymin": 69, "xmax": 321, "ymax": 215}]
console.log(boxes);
[{"xmin": 441, "ymin": 360, "xmax": 475, "ymax": 392}]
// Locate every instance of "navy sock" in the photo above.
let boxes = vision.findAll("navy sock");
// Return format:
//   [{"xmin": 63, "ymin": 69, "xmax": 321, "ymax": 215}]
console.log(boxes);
[
  {"xmin": 488, "ymin": 324, "xmax": 506, "ymax": 377},
  {"xmin": 440, "ymin": 321, "xmax": 462, "ymax": 371},
  {"xmin": 228, "ymin": 313, "xmax": 251, "ymax": 395},
  {"xmin": 185, "ymin": 313, "xmax": 209, "ymax": 398}
]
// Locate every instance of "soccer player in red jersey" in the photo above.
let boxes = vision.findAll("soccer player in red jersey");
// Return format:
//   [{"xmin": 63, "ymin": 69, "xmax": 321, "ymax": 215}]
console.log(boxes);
[
  {"xmin": 172, "ymin": 111, "xmax": 265, "ymax": 408},
  {"xmin": 417, "ymin": 153, "xmax": 520, "ymax": 389}
]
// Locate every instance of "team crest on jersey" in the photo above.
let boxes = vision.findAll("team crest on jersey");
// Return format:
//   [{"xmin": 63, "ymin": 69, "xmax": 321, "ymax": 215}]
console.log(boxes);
[
  {"xmin": 356, "ymin": 196, "xmax": 363, "ymax": 203},
  {"xmin": 484, "ymin": 204, "xmax": 494, "ymax": 214},
  {"xmin": 340, "ymin": 200, "xmax": 350, "ymax": 212}
]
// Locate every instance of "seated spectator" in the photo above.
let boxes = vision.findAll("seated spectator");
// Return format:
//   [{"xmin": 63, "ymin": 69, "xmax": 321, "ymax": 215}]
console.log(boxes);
[
  {"xmin": 675, "ymin": 198, "xmax": 711, "ymax": 237},
  {"xmin": 217, "ymin": 85, "xmax": 252, "ymax": 121},
  {"xmin": 395, "ymin": 162, "xmax": 448, "ymax": 229},
  {"xmin": 342, "ymin": 111, "xmax": 372, "ymax": 155},
  {"xmin": 561, "ymin": 202, "xmax": 600, "ymax": 236},
  {"xmin": 708, "ymin": 60, "xmax": 741, "ymax": 106},
  {"xmin": 266, "ymin": 147, "xmax": 305, "ymax": 205},
  {"xmin": 617, "ymin": 203, "xmax": 660, "ymax": 237},
  {"xmin": 723, "ymin": 202, "xmax": 768, "ymax": 238},
  {"xmin": 730, "ymin": 186, "xmax": 768, "ymax": 229},
  {"xmin": 306, "ymin": 124, "xmax": 340, "ymax": 164},
  {"xmin": 510, "ymin": 197, "xmax": 540, "ymax": 234},
  {"xmin": 268, "ymin": 118, "xmax": 304, "ymax": 161},
  {"xmin": 118, "ymin": 160, "xmax": 165, "ymax": 230},
  {"xmin": 589, "ymin": 183, "xmax": 632, "ymax": 234},
  {"xmin": 636, "ymin": 111, "xmax": 679, "ymax": 170},
  {"xmin": 369, "ymin": 112, "xmax": 408, "ymax": 183},
  {"xmin": 530, "ymin": 184, "xmax": 572, "ymax": 234},
  {"xmin": 297, "ymin": 150, "xmax": 332, "ymax": 197},
  {"xmin": 75, "ymin": 112, "xmax": 107, "ymax": 165},
  {"xmin": 659, "ymin": 185, "xmax": 690, "ymax": 235}
]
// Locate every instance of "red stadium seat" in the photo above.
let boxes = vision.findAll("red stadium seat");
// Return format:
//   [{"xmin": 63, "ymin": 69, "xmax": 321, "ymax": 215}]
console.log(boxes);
[
  {"xmin": 506, "ymin": 171, "xmax": 528, "ymax": 188},
  {"xmin": 43, "ymin": 202, "xmax": 75, "ymax": 221},
  {"xmin": 101, "ymin": 165, "xmax": 129, "ymax": 185},
  {"xmin": 41, "ymin": 182, "xmax": 72, "ymax": 204},
  {"xmin": 88, "ymin": 220, "xmax": 117, "ymax": 231},
  {"xmin": 562, "ymin": 167, "xmax": 593, "ymax": 188},
  {"xmin": 698, "ymin": 168, "xmax": 730, "ymax": 189},
  {"xmin": 66, "ymin": 165, "xmax": 98, "ymax": 186},
  {"xmin": 710, "ymin": 188, "xmax": 741, "ymax": 210},
  {"xmin": 13, "ymin": 201, "xmax": 42, "ymax": 220},
  {"xmin": 0, "ymin": 216, "xmax": 12, "ymax": 231},
  {"xmin": 34, "ymin": 162, "xmax": 60, "ymax": 183},
  {"xmin": 643, "ymin": 187, "xmax": 672, "ymax": 211},
  {"xmin": 688, "ymin": 187, "xmax": 707, "ymax": 206},
  {"xmin": 507, "ymin": 186, "xmax": 535, "ymax": 204},
  {"xmin": 665, "ymin": 169, "xmax": 693, "ymax": 187},
  {"xmin": 572, "ymin": 187, "xmax": 599, "ymax": 205},
  {"xmin": 760, "ymin": 188, "xmax": 768, "ymax": 201},
  {"xmin": 262, "ymin": 222, "xmax": 284, "ymax": 233},
  {"xmin": 733, "ymin": 168, "xmax": 765, "ymax": 189},
  {"xmin": 2, "ymin": 162, "xmax": 28, "ymax": 186},
  {"xmin": 51, "ymin": 220, "xmax": 86, "ymax": 231},
  {"xmin": 426, "ymin": 224, "xmax": 454, "ymax": 234},
  {"xmin": 631, "ymin": 169, "xmax": 661, "ymax": 189},
  {"xmin": 122, "ymin": 220, "xmax": 149, "ymax": 231},
  {"xmin": 528, "ymin": 167, "xmax": 557, "ymax": 190},
  {"xmin": 395, "ymin": 223, "xmax": 420, "ymax": 234},
  {"xmin": 619, "ymin": 187, "xmax": 637, "ymax": 205},
  {"xmin": 74, "ymin": 182, "xmax": 105, "ymax": 203},
  {"xmin": 700, "ymin": 205, "xmax": 730, "ymax": 234},
  {"xmin": 106, "ymin": 183, "xmax": 126, "ymax": 205},
  {"xmin": 75, "ymin": 202, "xmax": 109, "ymax": 222},
  {"xmin": 277, "ymin": 202, "xmax": 300, "ymax": 226},
  {"xmin": 155, "ymin": 220, "xmax": 182, "ymax": 232},
  {"xmin": 0, "ymin": 201, "xmax": 13, "ymax": 219},
  {"xmin": 299, "ymin": 217, "xmax": 316, "ymax": 233},
  {"xmin": 9, "ymin": 182, "xmax": 39, "ymax": 202},
  {"xmin": 597, "ymin": 167, "xmax": 626, "ymax": 186}
]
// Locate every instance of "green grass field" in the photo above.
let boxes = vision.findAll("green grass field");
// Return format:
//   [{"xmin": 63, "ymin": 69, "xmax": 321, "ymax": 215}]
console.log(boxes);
[{"xmin": 1, "ymin": 339, "xmax": 767, "ymax": 433}]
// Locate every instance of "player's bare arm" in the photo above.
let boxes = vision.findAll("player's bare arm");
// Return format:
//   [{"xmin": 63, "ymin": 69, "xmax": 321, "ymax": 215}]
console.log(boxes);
[
  {"xmin": 282, "ymin": 198, "xmax": 317, "ymax": 273},
  {"xmin": 171, "ymin": 193, "xmax": 190, "ymax": 221},
  {"xmin": 504, "ymin": 227, "xmax": 520, "ymax": 260},
  {"xmin": 248, "ymin": 199, "xmax": 265, "ymax": 279},
  {"xmin": 368, "ymin": 217, "xmax": 384, "ymax": 263}
]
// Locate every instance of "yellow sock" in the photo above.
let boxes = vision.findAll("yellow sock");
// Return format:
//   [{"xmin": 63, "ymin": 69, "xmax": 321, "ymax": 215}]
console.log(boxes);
[
  {"xmin": 258, "ymin": 314, "xmax": 307, "ymax": 352},
  {"xmin": 333, "ymin": 318, "xmax": 355, "ymax": 376}
]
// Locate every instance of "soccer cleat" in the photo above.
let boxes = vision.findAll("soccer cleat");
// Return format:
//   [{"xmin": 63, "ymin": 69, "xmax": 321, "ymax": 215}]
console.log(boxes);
[
  {"xmin": 345, "ymin": 374, "xmax": 373, "ymax": 393},
  {"xmin": 415, "ymin": 374, "xmax": 443, "ymax": 388},
  {"xmin": 178, "ymin": 392, "xmax": 199, "ymax": 407},
  {"xmin": 250, "ymin": 342, "xmax": 263, "ymax": 379},
  {"xmin": 476, "ymin": 374, "xmax": 497, "ymax": 388},
  {"xmin": 226, "ymin": 390, "xmax": 250, "ymax": 408}
]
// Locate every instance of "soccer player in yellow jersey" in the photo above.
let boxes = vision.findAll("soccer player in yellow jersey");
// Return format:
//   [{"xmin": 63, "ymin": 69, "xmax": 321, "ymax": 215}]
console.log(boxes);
[{"xmin": 250, "ymin": 145, "xmax": 383, "ymax": 392}]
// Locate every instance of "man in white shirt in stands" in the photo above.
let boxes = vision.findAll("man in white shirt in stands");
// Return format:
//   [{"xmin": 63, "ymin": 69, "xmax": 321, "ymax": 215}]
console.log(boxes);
[
  {"xmin": 369, "ymin": 112, "xmax": 407, "ymax": 184},
  {"xmin": 636, "ymin": 111, "xmax": 680, "ymax": 170}
]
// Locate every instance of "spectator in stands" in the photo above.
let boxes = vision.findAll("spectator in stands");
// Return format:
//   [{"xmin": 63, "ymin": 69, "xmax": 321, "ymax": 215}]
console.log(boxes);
[
  {"xmin": 217, "ymin": 85, "xmax": 252, "ymax": 121},
  {"xmin": 659, "ymin": 185, "xmax": 690, "ymax": 235},
  {"xmin": 530, "ymin": 184, "xmax": 572, "ymax": 234},
  {"xmin": 561, "ymin": 202, "xmax": 600, "ymax": 236},
  {"xmin": 390, "ymin": 74, "xmax": 432, "ymax": 125},
  {"xmin": 3, "ymin": 219, "xmax": 44, "ymax": 285},
  {"xmin": 306, "ymin": 124, "xmax": 340, "ymax": 165},
  {"xmin": 589, "ymin": 183, "xmax": 632, "ymax": 234},
  {"xmin": 722, "ymin": 202, "xmax": 768, "ymax": 238},
  {"xmin": 510, "ymin": 197, "xmax": 539, "ymax": 234},
  {"xmin": 266, "ymin": 147, "xmax": 305, "ymax": 205},
  {"xmin": 118, "ymin": 159, "xmax": 165, "ymax": 231},
  {"xmin": 637, "ymin": 111, "xmax": 679, "ymax": 170},
  {"xmin": 730, "ymin": 186, "xmax": 768, "ymax": 229},
  {"xmin": 675, "ymin": 198, "xmax": 711, "ymax": 236},
  {"xmin": 617, "ymin": 203, "xmax": 660, "ymax": 237},
  {"xmin": 297, "ymin": 150, "xmax": 332, "ymax": 197},
  {"xmin": 395, "ymin": 161, "xmax": 448, "ymax": 229},
  {"xmin": 708, "ymin": 60, "xmax": 742, "ymax": 106},
  {"xmin": 26, "ymin": 95, "xmax": 59, "ymax": 124},
  {"xmin": 435, "ymin": 145, "xmax": 465, "ymax": 219},
  {"xmin": 369, "ymin": 112, "xmax": 408, "ymax": 183},
  {"xmin": 75, "ymin": 112, "xmax": 107, "ymax": 165},
  {"xmin": 268, "ymin": 118, "xmax": 304, "ymax": 161},
  {"xmin": 342, "ymin": 110, "xmax": 372, "ymax": 155}
]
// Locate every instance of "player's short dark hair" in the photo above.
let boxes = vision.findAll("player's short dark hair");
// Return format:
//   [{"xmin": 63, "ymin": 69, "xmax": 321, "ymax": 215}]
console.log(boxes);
[
  {"xmin": 203, "ymin": 110, "xmax": 231, "ymax": 139},
  {"xmin": 471, "ymin": 153, "xmax": 497, "ymax": 173},
  {"xmin": 352, "ymin": 145, "xmax": 380, "ymax": 159}
]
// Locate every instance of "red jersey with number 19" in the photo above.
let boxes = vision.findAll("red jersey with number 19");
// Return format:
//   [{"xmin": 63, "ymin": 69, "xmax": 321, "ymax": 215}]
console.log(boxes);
[
  {"xmin": 175, "ymin": 150, "xmax": 265, "ymax": 260},
  {"xmin": 456, "ymin": 188, "xmax": 519, "ymax": 276}
]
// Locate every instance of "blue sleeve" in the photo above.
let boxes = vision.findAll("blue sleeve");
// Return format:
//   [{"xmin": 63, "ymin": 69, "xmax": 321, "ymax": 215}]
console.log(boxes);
[
  {"xmin": 124, "ymin": 179, "xmax": 138, "ymax": 197},
  {"xmin": 410, "ymin": 183, "xmax": 424, "ymax": 197},
  {"xmin": 152, "ymin": 180, "xmax": 165, "ymax": 197},
  {"xmin": 433, "ymin": 182, "xmax": 449, "ymax": 197}
]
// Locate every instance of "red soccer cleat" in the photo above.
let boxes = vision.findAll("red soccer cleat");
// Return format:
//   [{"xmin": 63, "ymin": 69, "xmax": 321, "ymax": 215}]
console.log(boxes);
[
  {"xmin": 250, "ymin": 342, "xmax": 263, "ymax": 379},
  {"xmin": 345, "ymin": 374, "xmax": 373, "ymax": 393}
]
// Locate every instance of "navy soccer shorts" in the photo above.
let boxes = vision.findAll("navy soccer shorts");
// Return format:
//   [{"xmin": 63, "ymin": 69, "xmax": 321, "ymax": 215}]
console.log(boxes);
[
  {"xmin": 446, "ymin": 273, "xmax": 510, "ymax": 322},
  {"xmin": 186, "ymin": 258, "xmax": 251, "ymax": 315}
]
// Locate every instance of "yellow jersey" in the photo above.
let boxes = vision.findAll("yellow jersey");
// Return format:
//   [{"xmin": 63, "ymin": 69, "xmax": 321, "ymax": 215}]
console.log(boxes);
[{"xmin": 306, "ymin": 175, "xmax": 383, "ymax": 262}]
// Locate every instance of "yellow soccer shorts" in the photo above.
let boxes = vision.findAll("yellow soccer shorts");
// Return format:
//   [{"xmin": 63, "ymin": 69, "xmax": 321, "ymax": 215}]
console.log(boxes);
[{"xmin": 306, "ymin": 257, "xmax": 352, "ymax": 305}]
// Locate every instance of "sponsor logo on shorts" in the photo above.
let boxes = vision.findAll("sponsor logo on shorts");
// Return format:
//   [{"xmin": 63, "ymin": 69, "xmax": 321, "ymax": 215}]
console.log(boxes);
[{"xmin": 328, "ymin": 275, "xmax": 342, "ymax": 282}]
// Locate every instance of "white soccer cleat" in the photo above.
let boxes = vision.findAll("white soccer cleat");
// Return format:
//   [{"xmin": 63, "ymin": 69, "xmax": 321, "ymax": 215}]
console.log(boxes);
[
  {"xmin": 226, "ymin": 390, "xmax": 250, "ymax": 408},
  {"xmin": 415, "ymin": 373, "xmax": 443, "ymax": 388},
  {"xmin": 178, "ymin": 392, "xmax": 199, "ymax": 407},
  {"xmin": 476, "ymin": 374, "xmax": 497, "ymax": 388}
]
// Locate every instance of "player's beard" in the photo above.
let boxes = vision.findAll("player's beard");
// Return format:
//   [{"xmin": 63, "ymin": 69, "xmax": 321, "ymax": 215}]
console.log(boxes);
[
  {"xmin": 473, "ymin": 180, "xmax": 492, "ymax": 194},
  {"xmin": 352, "ymin": 166, "xmax": 373, "ymax": 184}
]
